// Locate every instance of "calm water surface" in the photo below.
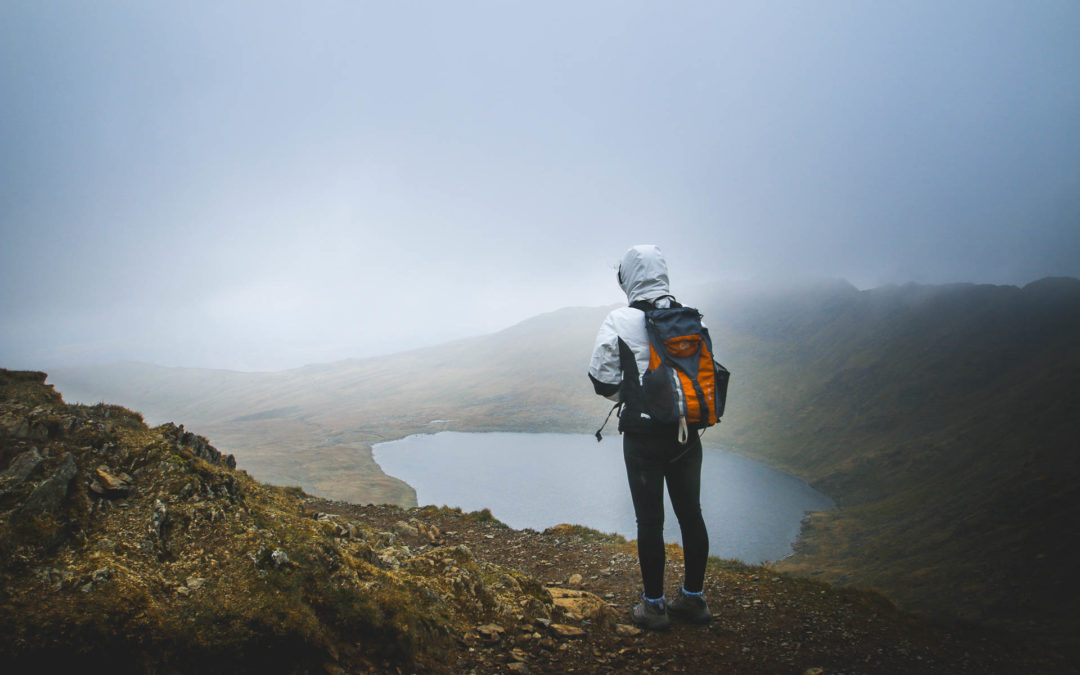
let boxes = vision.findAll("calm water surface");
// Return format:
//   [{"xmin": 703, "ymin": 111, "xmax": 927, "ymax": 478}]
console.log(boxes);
[{"xmin": 373, "ymin": 431, "xmax": 833, "ymax": 564}]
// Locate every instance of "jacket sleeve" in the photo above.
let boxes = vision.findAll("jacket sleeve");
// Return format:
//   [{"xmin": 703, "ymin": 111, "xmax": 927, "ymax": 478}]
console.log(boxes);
[{"xmin": 588, "ymin": 313, "xmax": 622, "ymax": 401}]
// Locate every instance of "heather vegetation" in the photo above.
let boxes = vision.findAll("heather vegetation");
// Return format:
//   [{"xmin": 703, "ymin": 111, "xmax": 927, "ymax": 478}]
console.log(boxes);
[
  {"xmin": 45, "ymin": 278, "xmax": 1080, "ymax": 655},
  {"xmin": 0, "ymin": 371, "xmax": 553, "ymax": 672},
  {"xmin": 702, "ymin": 278, "xmax": 1080, "ymax": 645},
  {"xmin": 0, "ymin": 370, "xmax": 1066, "ymax": 672}
]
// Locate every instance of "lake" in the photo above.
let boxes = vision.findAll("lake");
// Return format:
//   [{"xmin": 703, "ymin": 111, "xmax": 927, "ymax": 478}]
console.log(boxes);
[{"xmin": 373, "ymin": 431, "xmax": 834, "ymax": 564}]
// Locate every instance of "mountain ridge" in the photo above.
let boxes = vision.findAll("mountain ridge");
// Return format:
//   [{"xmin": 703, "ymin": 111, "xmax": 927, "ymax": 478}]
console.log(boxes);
[
  {"xmin": 0, "ymin": 369, "xmax": 1066, "ymax": 673},
  {"xmin": 40, "ymin": 277, "xmax": 1080, "ymax": 648}
]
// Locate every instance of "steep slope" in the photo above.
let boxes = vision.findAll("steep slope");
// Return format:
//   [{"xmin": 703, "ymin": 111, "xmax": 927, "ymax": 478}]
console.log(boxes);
[
  {"xmin": 0, "ymin": 370, "xmax": 1065, "ymax": 673},
  {"xmin": 696, "ymin": 278, "xmax": 1080, "ymax": 644},
  {"xmin": 43, "ymin": 279, "xmax": 1080, "ymax": 647},
  {"xmin": 47, "ymin": 306, "xmax": 615, "ymax": 505},
  {"xmin": 0, "ymin": 370, "xmax": 561, "ymax": 672}
]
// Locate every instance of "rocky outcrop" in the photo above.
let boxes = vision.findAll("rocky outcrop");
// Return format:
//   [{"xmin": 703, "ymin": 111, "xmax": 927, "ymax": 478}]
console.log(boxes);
[
  {"xmin": 0, "ymin": 369, "xmax": 557, "ymax": 673},
  {"xmin": 0, "ymin": 447, "xmax": 44, "ymax": 495},
  {"xmin": 9, "ymin": 452, "xmax": 76, "ymax": 523},
  {"xmin": 0, "ymin": 369, "xmax": 1066, "ymax": 674},
  {"xmin": 158, "ymin": 422, "xmax": 236, "ymax": 469}
]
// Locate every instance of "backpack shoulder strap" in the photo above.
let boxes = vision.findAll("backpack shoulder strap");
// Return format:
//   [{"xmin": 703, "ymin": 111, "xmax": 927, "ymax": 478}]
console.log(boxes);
[{"xmin": 630, "ymin": 295, "xmax": 679, "ymax": 312}]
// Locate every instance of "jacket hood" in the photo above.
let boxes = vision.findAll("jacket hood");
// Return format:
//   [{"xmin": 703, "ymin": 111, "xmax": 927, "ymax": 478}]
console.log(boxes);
[{"xmin": 618, "ymin": 244, "xmax": 671, "ymax": 305}]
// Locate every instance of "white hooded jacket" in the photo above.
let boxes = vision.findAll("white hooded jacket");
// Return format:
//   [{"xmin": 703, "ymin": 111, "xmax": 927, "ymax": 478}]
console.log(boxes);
[{"xmin": 588, "ymin": 245, "xmax": 676, "ymax": 401}]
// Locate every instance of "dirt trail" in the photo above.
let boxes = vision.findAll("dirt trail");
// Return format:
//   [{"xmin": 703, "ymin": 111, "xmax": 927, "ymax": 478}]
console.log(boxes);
[{"xmin": 309, "ymin": 501, "xmax": 1063, "ymax": 675}]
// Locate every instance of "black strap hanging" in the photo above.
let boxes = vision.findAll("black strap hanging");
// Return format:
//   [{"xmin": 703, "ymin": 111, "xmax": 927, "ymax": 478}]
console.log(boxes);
[{"xmin": 594, "ymin": 401, "xmax": 621, "ymax": 442}]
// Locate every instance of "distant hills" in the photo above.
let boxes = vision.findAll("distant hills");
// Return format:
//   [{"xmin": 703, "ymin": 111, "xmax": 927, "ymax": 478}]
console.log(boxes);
[
  {"xmin": 5, "ymin": 369, "xmax": 1063, "ymax": 672},
  {"xmin": 45, "ymin": 277, "xmax": 1080, "ymax": 646},
  {"xmin": 697, "ymin": 277, "xmax": 1080, "ymax": 646},
  {"xmin": 46, "ymin": 305, "xmax": 616, "ymax": 505}
]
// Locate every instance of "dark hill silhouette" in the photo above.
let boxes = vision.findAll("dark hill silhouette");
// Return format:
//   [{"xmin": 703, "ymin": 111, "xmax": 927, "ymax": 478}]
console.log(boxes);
[
  {"xmin": 694, "ymin": 278, "xmax": 1080, "ymax": 646},
  {"xmin": 0, "ymin": 370, "xmax": 1066, "ymax": 672},
  {"xmin": 44, "ymin": 278, "xmax": 1080, "ymax": 650}
]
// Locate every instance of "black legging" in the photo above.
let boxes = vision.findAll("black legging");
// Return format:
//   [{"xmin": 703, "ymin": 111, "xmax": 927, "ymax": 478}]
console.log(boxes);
[{"xmin": 623, "ymin": 431, "xmax": 710, "ymax": 599}]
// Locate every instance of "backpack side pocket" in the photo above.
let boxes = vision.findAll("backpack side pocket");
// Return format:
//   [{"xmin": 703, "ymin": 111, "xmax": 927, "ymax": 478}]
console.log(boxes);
[{"xmin": 641, "ymin": 363, "xmax": 684, "ymax": 424}]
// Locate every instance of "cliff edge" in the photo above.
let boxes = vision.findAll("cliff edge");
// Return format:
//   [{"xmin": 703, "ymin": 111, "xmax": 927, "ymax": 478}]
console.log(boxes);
[{"xmin": 0, "ymin": 369, "xmax": 1066, "ymax": 673}]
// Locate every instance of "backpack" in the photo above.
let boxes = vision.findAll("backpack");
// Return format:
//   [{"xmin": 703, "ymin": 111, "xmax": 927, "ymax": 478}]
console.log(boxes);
[{"xmin": 596, "ymin": 298, "xmax": 730, "ymax": 443}]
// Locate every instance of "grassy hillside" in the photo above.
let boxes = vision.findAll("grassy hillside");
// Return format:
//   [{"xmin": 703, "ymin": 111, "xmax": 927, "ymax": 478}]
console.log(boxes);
[
  {"xmin": 44, "ymin": 279, "xmax": 1080, "ymax": 648},
  {"xmin": 697, "ymin": 278, "xmax": 1080, "ymax": 644},
  {"xmin": 0, "ymin": 369, "xmax": 1067, "ymax": 673},
  {"xmin": 0, "ymin": 369, "xmax": 586, "ymax": 672},
  {"xmin": 47, "ymin": 306, "xmax": 615, "ymax": 505}
]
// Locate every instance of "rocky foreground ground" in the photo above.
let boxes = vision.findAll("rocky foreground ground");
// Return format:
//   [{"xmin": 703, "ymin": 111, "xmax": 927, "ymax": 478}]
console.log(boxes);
[
  {"xmin": 312, "ymin": 502, "xmax": 1070, "ymax": 675},
  {"xmin": 0, "ymin": 369, "xmax": 1070, "ymax": 674}
]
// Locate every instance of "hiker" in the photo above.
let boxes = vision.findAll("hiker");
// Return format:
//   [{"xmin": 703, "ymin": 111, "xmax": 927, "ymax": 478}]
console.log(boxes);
[{"xmin": 588, "ymin": 244, "xmax": 713, "ymax": 630}]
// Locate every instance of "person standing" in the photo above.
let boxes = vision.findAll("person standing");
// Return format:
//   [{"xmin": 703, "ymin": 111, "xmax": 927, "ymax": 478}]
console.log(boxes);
[{"xmin": 588, "ymin": 244, "xmax": 713, "ymax": 630}]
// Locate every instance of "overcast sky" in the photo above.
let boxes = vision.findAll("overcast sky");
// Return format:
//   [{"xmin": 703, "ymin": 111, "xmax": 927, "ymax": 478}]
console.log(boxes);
[{"xmin": 2, "ymin": 1, "xmax": 1078, "ymax": 371}]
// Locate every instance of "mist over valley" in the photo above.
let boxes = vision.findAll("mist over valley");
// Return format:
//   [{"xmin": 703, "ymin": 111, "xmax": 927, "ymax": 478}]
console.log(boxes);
[
  {"xmin": 46, "ymin": 276, "xmax": 1080, "ymax": 649},
  {"xmin": 4, "ymin": 2, "xmax": 1079, "ymax": 668}
]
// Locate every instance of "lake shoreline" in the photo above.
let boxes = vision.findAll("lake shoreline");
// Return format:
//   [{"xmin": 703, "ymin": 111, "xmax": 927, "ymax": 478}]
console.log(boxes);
[{"xmin": 373, "ymin": 430, "xmax": 835, "ymax": 565}]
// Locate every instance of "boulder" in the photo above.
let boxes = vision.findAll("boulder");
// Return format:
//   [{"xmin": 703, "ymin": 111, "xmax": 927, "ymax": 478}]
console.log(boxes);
[
  {"xmin": 11, "ymin": 453, "xmax": 77, "ymax": 522},
  {"xmin": 0, "ymin": 447, "xmax": 44, "ymax": 492},
  {"xmin": 271, "ymin": 549, "xmax": 290, "ymax": 568},
  {"xmin": 376, "ymin": 551, "xmax": 400, "ymax": 570},
  {"xmin": 548, "ymin": 587, "xmax": 610, "ymax": 621},
  {"xmin": 90, "ymin": 465, "xmax": 133, "ymax": 497},
  {"xmin": 150, "ymin": 499, "xmax": 167, "ymax": 534},
  {"xmin": 392, "ymin": 520, "xmax": 419, "ymax": 540},
  {"xmin": 475, "ymin": 623, "xmax": 505, "ymax": 641}
]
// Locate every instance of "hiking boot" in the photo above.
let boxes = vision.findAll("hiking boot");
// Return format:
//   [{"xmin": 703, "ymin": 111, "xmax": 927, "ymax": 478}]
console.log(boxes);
[
  {"xmin": 668, "ymin": 587, "xmax": 712, "ymax": 624},
  {"xmin": 631, "ymin": 595, "xmax": 670, "ymax": 631}
]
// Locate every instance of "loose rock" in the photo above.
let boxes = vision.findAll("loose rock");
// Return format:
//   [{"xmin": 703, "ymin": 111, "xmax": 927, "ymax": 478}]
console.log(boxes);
[
  {"xmin": 548, "ymin": 587, "xmax": 610, "ymax": 621},
  {"xmin": 271, "ymin": 549, "xmax": 289, "ymax": 568},
  {"xmin": 476, "ymin": 623, "xmax": 505, "ymax": 641},
  {"xmin": 549, "ymin": 623, "xmax": 586, "ymax": 639},
  {"xmin": 92, "ymin": 465, "xmax": 133, "ymax": 497}
]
